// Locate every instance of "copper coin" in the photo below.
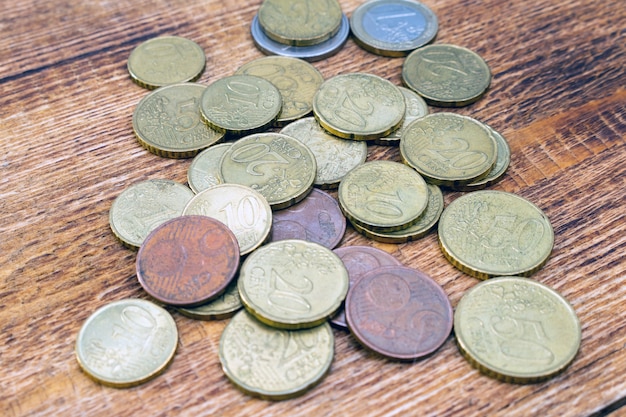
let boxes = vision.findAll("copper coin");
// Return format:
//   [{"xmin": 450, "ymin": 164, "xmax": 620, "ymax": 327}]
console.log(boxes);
[
  {"xmin": 345, "ymin": 265, "xmax": 452, "ymax": 360},
  {"xmin": 330, "ymin": 246, "xmax": 402, "ymax": 329},
  {"xmin": 270, "ymin": 188, "xmax": 346, "ymax": 249},
  {"xmin": 136, "ymin": 215, "xmax": 240, "ymax": 307}
]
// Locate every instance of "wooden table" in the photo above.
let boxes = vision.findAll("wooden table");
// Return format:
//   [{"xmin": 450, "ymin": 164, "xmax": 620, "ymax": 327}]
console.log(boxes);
[{"xmin": 1, "ymin": 0, "xmax": 624, "ymax": 415}]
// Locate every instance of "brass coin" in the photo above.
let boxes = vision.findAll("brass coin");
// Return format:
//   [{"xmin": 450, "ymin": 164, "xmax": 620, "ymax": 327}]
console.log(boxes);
[
  {"xmin": 219, "ymin": 132, "xmax": 317, "ymax": 210},
  {"xmin": 235, "ymin": 56, "xmax": 324, "ymax": 125},
  {"xmin": 187, "ymin": 143, "xmax": 231, "ymax": 194},
  {"xmin": 199, "ymin": 75, "xmax": 282, "ymax": 135},
  {"xmin": 238, "ymin": 239, "xmax": 349, "ymax": 329},
  {"xmin": 177, "ymin": 279, "xmax": 242, "ymax": 320},
  {"xmin": 182, "ymin": 183, "xmax": 272, "ymax": 256},
  {"xmin": 132, "ymin": 83, "xmax": 224, "ymax": 158},
  {"xmin": 438, "ymin": 190, "xmax": 554, "ymax": 279},
  {"xmin": 127, "ymin": 36, "xmax": 206, "ymax": 90},
  {"xmin": 376, "ymin": 86, "xmax": 428, "ymax": 146},
  {"xmin": 338, "ymin": 160, "xmax": 429, "ymax": 231},
  {"xmin": 402, "ymin": 43, "xmax": 491, "ymax": 107},
  {"xmin": 400, "ymin": 112, "xmax": 497, "ymax": 187},
  {"xmin": 109, "ymin": 179, "xmax": 194, "ymax": 249},
  {"xmin": 313, "ymin": 73, "xmax": 406, "ymax": 140},
  {"xmin": 454, "ymin": 276, "xmax": 581, "ymax": 383},
  {"xmin": 280, "ymin": 117, "xmax": 368, "ymax": 188},
  {"xmin": 75, "ymin": 298, "xmax": 178, "ymax": 388},
  {"xmin": 219, "ymin": 310, "xmax": 334, "ymax": 400}
]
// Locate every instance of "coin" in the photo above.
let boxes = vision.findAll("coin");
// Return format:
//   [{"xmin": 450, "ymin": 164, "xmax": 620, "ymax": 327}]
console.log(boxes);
[
  {"xmin": 187, "ymin": 143, "xmax": 231, "ymax": 194},
  {"xmin": 400, "ymin": 112, "xmax": 497, "ymax": 187},
  {"xmin": 402, "ymin": 43, "xmax": 491, "ymax": 107},
  {"xmin": 177, "ymin": 279, "xmax": 242, "ymax": 320},
  {"xmin": 238, "ymin": 239, "xmax": 349, "ymax": 329},
  {"xmin": 127, "ymin": 36, "xmax": 206, "ymax": 90},
  {"xmin": 75, "ymin": 298, "xmax": 178, "ymax": 388},
  {"xmin": 438, "ymin": 190, "xmax": 554, "ymax": 279},
  {"xmin": 136, "ymin": 215, "xmax": 240, "ymax": 306},
  {"xmin": 350, "ymin": 0, "xmax": 438, "ymax": 57},
  {"xmin": 219, "ymin": 132, "xmax": 317, "ymax": 210},
  {"xmin": 338, "ymin": 160, "xmax": 429, "ymax": 231},
  {"xmin": 109, "ymin": 179, "xmax": 195, "ymax": 249},
  {"xmin": 199, "ymin": 75, "xmax": 282, "ymax": 135},
  {"xmin": 313, "ymin": 73, "xmax": 406, "ymax": 140},
  {"xmin": 330, "ymin": 246, "xmax": 402, "ymax": 329},
  {"xmin": 454, "ymin": 276, "xmax": 581, "ymax": 383},
  {"xmin": 376, "ymin": 86, "xmax": 428, "ymax": 146},
  {"xmin": 345, "ymin": 265, "xmax": 453, "ymax": 360},
  {"xmin": 271, "ymin": 188, "xmax": 346, "ymax": 249},
  {"xmin": 280, "ymin": 117, "xmax": 368, "ymax": 188},
  {"xmin": 182, "ymin": 183, "xmax": 272, "ymax": 256},
  {"xmin": 132, "ymin": 83, "xmax": 224, "ymax": 158},
  {"xmin": 219, "ymin": 310, "xmax": 334, "ymax": 400}
]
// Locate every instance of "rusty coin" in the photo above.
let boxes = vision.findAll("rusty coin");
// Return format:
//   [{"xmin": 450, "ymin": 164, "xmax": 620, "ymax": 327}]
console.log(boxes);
[
  {"xmin": 345, "ymin": 265, "xmax": 452, "ymax": 360},
  {"xmin": 136, "ymin": 215, "xmax": 240, "ymax": 307}
]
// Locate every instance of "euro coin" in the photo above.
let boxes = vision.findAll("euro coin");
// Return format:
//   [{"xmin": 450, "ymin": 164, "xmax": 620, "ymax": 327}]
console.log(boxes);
[
  {"xmin": 177, "ymin": 279, "xmax": 242, "ymax": 320},
  {"xmin": 187, "ymin": 143, "xmax": 231, "ymax": 194},
  {"xmin": 376, "ymin": 86, "xmax": 429, "ymax": 146}
]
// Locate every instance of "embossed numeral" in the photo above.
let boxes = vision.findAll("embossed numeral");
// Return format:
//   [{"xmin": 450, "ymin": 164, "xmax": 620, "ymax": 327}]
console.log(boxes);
[
  {"xmin": 420, "ymin": 136, "xmax": 488, "ymax": 170},
  {"xmin": 364, "ymin": 186, "xmax": 404, "ymax": 219},
  {"xmin": 230, "ymin": 142, "xmax": 290, "ymax": 176},
  {"xmin": 268, "ymin": 268, "xmax": 312, "ymax": 313},
  {"xmin": 219, "ymin": 196, "xmax": 261, "ymax": 232}
]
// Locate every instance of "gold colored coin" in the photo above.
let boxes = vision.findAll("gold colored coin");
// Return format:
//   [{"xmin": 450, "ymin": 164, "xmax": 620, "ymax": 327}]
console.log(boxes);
[
  {"xmin": 438, "ymin": 190, "xmax": 554, "ymax": 279},
  {"xmin": 235, "ymin": 56, "xmax": 324, "ymax": 125},
  {"xmin": 132, "ymin": 83, "xmax": 224, "ymax": 158},
  {"xmin": 455, "ymin": 276, "xmax": 581, "ymax": 383},
  {"xmin": 127, "ymin": 36, "xmax": 206, "ymax": 90},
  {"xmin": 400, "ymin": 112, "xmax": 497, "ymax": 187},
  {"xmin": 238, "ymin": 239, "xmax": 349, "ymax": 329},
  {"xmin": 219, "ymin": 310, "xmax": 334, "ymax": 400},
  {"xmin": 258, "ymin": 0, "xmax": 343, "ymax": 46},
  {"xmin": 280, "ymin": 117, "xmax": 367, "ymax": 188},
  {"xmin": 187, "ymin": 143, "xmax": 231, "ymax": 194},
  {"xmin": 75, "ymin": 299, "xmax": 178, "ymax": 388},
  {"xmin": 182, "ymin": 184, "xmax": 272, "ymax": 255},
  {"xmin": 402, "ymin": 43, "xmax": 491, "ymax": 107},
  {"xmin": 376, "ymin": 86, "xmax": 428, "ymax": 145},
  {"xmin": 313, "ymin": 73, "xmax": 405, "ymax": 140},
  {"xmin": 338, "ymin": 160, "xmax": 429, "ymax": 231},
  {"xmin": 177, "ymin": 279, "xmax": 242, "ymax": 320}
]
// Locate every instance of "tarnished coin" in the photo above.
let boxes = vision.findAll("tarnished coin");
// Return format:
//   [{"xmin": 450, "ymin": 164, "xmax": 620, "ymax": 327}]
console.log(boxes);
[
  {"xmin": 350, "ymin": 0, "xmax": 438, "ymax": 57},
  {"xmin": 75, "ymin": 299, "xmax": 178, "ymax": 388},
  {"xmin": 258, "ymin": 0, "xmax": 343, "ymax": 46},
  {"xmin": 455, "ymin": 276, "xmax": 581, "ymax": 383},
  {"xmin": 346, "ymin": 265, "xmax": 453, "ymax": 360},
  {"xmin": 182, "ymin": 184, "xmax": 272, "ymax": 256},
  {"xmin": 132, "ymin": 83, "xmax": 224, "ymax": 158},
  {"xmin": 109, "ymin": 179, "xmax": 194, "ymax": 249},
  {"xmin": 271, "ymin": 188, "xmax": 346, "ymax": 249},
  {"xmin": 438, "ymin": 190, "xmax": 554, "ymax": 279},
  {"xmin": 338, "ymin": 160, "xmax": 429, "ymax": 231},
  {"xmin": 219, "ymin": 132, "xmax": 317, "ymax": 210},
  {"xmin": 238, "ymin": 239, "xmax": 349, "ymax": 329},
  {"xmin": 330, "ymin": 246, "xmax": 402, "ymax": 329},
  {"xmin": 127, "ymin": 36, "xmax": 206, "ymax": 90},
  {"xmin": 136, "ymin": 215, "xmax": 240, "ymax": 307},
  {"xmin": 235, "ymin": 57, "xmax": 324, "ymax": 125},
  {"xmin": 400, "ymin": 112, "xmax": 497, "ymax": 187},
  {"xmin": 219, "ymin": 310, "xmax": 334, "ymax": 400},
  {"xmin": 280, "ymin": 117, "xmax": 368, "ymax": 188},
  {"xmin": 313, "ymin": 73, "xmax": 406, "ymax": 140},
  {"xmin": 199, "ymin": 75, "xmax": 282, "ymax": 135},
  {"xmin": 187, "ymin": 143, "xmax": 231, "ymax": 194},
  {"xmin": 402, "ymin": 43, "xmax": 491, "ymax": 107},
  {"xmin": 177, "ymin": 279, "xmax": 242, "ymax": 320},
  {"xmin": 376, "ymin": 86, "xmax": 428, "ymax": 146}
]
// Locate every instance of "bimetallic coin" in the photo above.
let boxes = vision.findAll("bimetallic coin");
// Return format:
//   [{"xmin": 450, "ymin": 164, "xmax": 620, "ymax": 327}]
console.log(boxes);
[
  {"xmin": 219, "ymin": 310, "xmax": 334, "ymax": 400},
  {"xmin": 438, "ymin": 190, "xmax": 554, "ymax": 279},
  {"xmin": 280, "ymin": 117, "xmax": 368, "ymax": 188},
  {"xmin": 183, "ymin": 184, "xmax": 272, "ymax": 256},
  {"xmin": 238, "ymin": 239, "xmax": 349, "ymax": 329},
  {"xmin": 350, "ymin": 0, "xmax": 438, "ymax": 57},
  {"xmin": 109, "ymin": 179, "xmax": 194, "ymax": 249},
  {"xmin": 376, "ymin": 86, "xmax": 428, "ymax": 146},
  {"xmin": 133, "ymin": 83, "xmax": 224, "ymax": 158},
  {"xmin": 402, "ymin": 43, "xmax": 491, "ymax": 107},
  {"xmin": 346, "ymin": 265, "xmax": 453, "ymax": 360},
  {"xmin": 136, "ymin": 216, "xmax": 240, "ymax": 306},
  {"xmin": 127, "ymin": 36, "xmax": 206, "ymax": 90},
  {"xmin": 313, "ymin": 73, "xmax": 406, "ymax": 140},
  {"xmin": 75, "ymin": 299, "xmax": 178, "ymax": 388},
  {"xmin": 177, "ymin": 279, "xmax": 242, "ymax": 320},
  {"xmin": 187, "ymin": 143, "xmax": 231, "ymax": 194},
  {"xmin": 455, "ymin": 277, "xmax": 581, "ymax": 383}
]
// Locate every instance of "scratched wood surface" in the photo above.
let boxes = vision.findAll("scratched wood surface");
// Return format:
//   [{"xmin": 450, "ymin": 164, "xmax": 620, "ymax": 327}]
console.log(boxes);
[{"xmin": 1, "ymin": 0, "xmax": 625, "ymax": 415}]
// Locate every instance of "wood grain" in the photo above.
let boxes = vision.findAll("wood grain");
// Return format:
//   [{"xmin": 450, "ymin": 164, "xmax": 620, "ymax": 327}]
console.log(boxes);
[{"xmin": 1, "ymin": 0, "xmax": 625, "ymax": 416}]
